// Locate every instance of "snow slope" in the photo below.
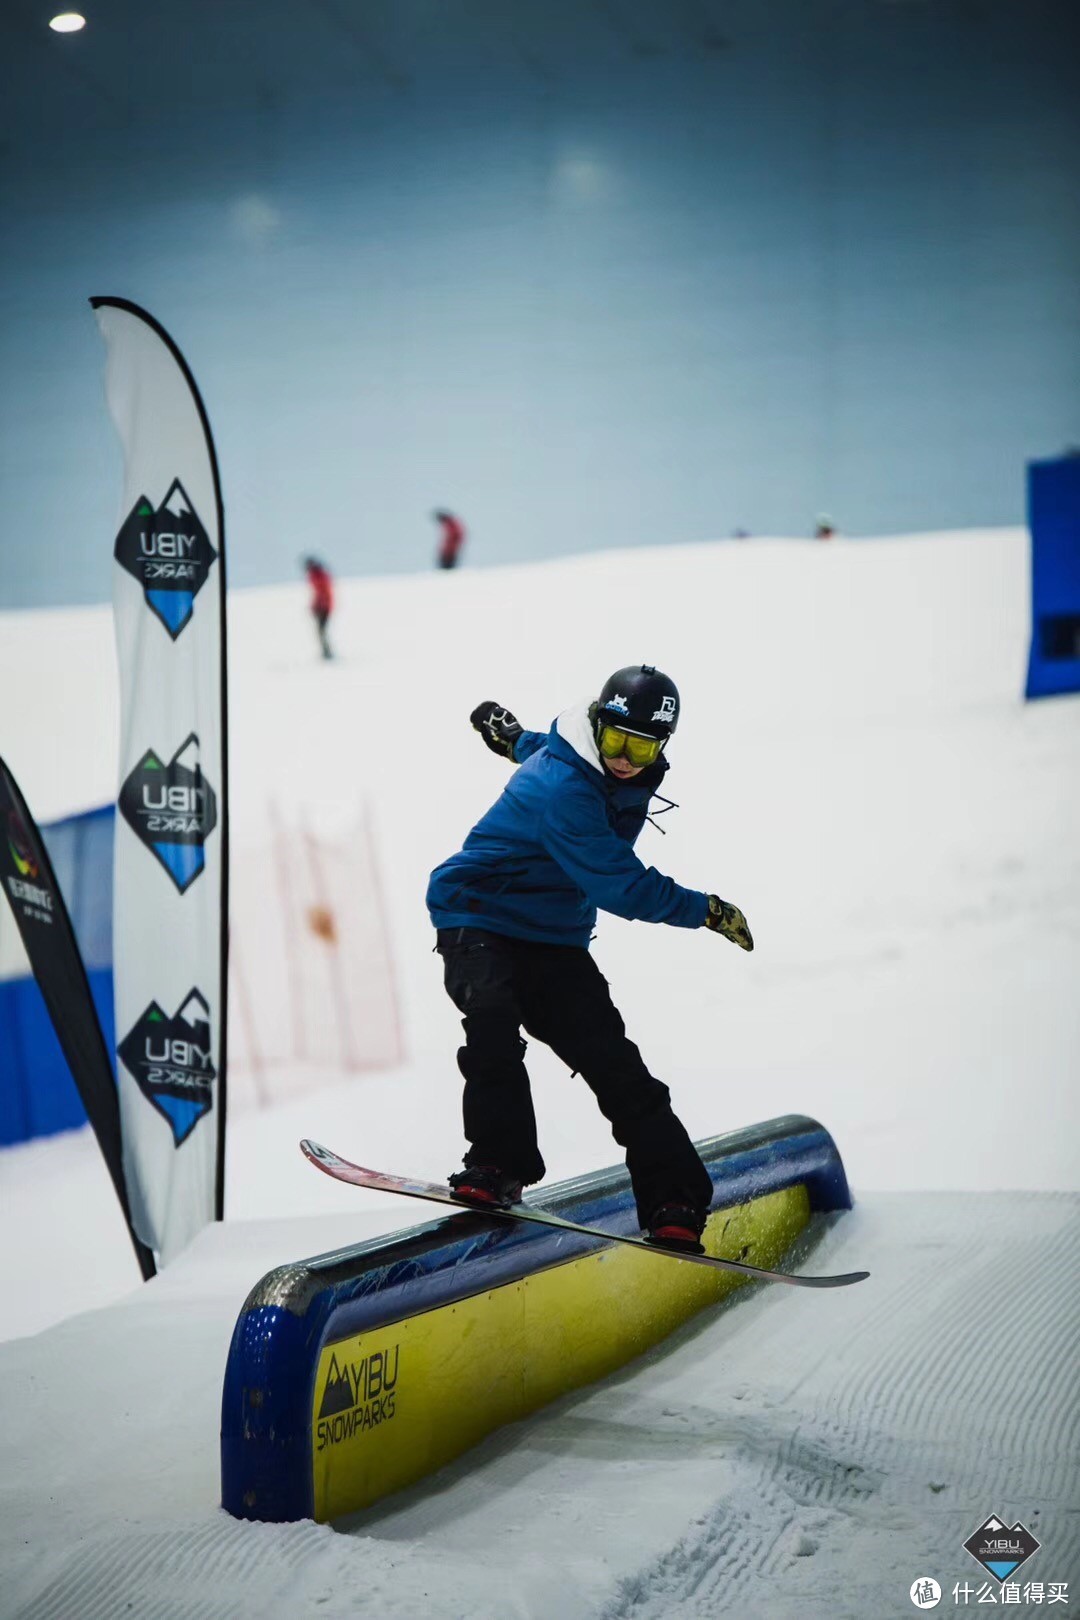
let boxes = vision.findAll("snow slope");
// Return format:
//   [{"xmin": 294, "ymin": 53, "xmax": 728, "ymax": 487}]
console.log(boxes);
[
  {"xmin": 1, "ymin": 528, "xmax": 1078, "ymax": 1616},
  {"xmin": 1, "ymin": 1194, "xmax": 1077, "ymax": 1620}
]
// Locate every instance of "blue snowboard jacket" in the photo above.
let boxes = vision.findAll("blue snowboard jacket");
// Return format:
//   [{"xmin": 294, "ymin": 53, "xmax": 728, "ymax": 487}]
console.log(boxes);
[{"xmin": 426, "ymin": 702, "xmax": 710, "ymax": 948}]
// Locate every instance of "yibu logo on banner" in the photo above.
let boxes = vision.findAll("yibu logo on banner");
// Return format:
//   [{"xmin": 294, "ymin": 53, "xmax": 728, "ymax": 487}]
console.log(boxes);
[
  {"xmin": 119, "ymin": 733, "xmax": 218, "ymax": 894},
  {"xmin": 114, "ymin": 476, "xmax": 217, "ymax": 639},
  {"xmin": 117, "ymin": 989, "xmax": 216, "ymax": 1146}
]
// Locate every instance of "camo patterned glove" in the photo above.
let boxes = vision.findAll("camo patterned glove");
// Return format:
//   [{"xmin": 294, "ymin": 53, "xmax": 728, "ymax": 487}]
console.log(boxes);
[
  {"xmin": 704, "ymin": 895, "xmax": 754, "ymax": 951},
  {"xmin": 470, "ymin": 701, "xmax": 524, "ymax": 762}
]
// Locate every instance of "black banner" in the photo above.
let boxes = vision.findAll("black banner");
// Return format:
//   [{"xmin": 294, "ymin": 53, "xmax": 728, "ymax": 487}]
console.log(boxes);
[{"xmin": 0, "ymin": 757, "xmax": 156, "ymax": 1280}]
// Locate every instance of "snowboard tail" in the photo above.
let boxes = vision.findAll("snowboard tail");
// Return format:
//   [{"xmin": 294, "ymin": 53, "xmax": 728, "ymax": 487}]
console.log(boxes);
[{"xmin": 300, "ymin": 1140, "xmax": 869, "ymax": 1289}]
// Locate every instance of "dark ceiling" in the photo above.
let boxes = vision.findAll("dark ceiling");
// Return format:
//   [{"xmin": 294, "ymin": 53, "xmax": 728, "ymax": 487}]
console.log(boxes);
[{"xmin": 2, "ymin": 0, "xmax": 753, "ymax": 150}]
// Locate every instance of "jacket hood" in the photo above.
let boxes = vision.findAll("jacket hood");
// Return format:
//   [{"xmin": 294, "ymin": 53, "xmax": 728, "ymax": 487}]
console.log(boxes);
[
  {"xmin": 551, "ymin": 699, "xmax": 669, "ymax": 793},
  {"xmin": 555, "ymin": 699, "xmax": 605, "ymax": 774}
]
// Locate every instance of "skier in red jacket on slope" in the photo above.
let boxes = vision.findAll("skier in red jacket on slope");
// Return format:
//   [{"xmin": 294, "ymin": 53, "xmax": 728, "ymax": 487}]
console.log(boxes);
[
  {"xmin": 433, "ymin": 510, "xmax": 466, "ymax": 570},
  {"xmin": 302, "ymin": 556, "xmax": 334, "ymax": 659}
]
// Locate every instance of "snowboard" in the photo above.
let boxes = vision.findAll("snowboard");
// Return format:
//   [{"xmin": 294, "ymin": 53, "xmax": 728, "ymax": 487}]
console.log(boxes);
[{"xmin": 300, "ymin": 1139, "xmax": 869, "ymax": 1289}]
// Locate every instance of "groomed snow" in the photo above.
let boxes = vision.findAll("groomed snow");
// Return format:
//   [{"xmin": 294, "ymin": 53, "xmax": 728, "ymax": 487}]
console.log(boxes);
[{"xmin": 1, "ymin": 528, "xmax": 1078, "ymax": 1616}]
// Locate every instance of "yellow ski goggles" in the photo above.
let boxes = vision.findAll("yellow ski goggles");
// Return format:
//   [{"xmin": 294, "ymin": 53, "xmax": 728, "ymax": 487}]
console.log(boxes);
[{"xmin": 597, "ymin": 725, "xmax": 663, "ymax": 767}]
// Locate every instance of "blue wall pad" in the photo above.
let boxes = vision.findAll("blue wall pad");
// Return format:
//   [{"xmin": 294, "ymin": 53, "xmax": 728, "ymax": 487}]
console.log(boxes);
[
  {"xmin": 0, "ymin": 805, "xmax": 114, "ymax": 1146},
  {"xmin": 1026, "ymin": 454, "xmax": 1080, "ymax": 699}
]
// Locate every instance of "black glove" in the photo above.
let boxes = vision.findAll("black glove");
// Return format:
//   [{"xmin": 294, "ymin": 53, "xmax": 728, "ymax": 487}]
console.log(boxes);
[
  {"xmin": 704, "ymin": 895, "xmax": 754, "ymax": 951},
  {"xmin": 470, "ymin": 701, "xmax": 524, "ymax": 762}
]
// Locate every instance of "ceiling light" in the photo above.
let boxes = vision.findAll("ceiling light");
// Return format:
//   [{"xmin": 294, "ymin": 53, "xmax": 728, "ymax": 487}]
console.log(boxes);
[{"xmin": 49, "ymin": 12, "xmax": 86, "ymax": 31}]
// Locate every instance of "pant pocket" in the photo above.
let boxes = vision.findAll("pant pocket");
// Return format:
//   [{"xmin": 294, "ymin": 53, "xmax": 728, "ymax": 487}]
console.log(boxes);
[{"xmin": 442, "ymin": 941, "xmax": 507, "ymax": 1014}]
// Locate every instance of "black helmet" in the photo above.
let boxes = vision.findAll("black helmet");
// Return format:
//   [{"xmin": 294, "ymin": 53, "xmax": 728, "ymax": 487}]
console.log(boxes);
[{"xmin": 596, "ymin": 665, "xmax": 680, "ymax": 742}]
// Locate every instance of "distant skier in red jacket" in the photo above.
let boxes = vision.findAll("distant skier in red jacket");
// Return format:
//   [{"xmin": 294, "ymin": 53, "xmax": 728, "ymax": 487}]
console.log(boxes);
[
  {"xmin": 302, "ymin": 556, "xmax": 334, "ymax": 659},
  {"xmin": 433, "ymin": 510, "xmax": 466, "ymax": 570}
]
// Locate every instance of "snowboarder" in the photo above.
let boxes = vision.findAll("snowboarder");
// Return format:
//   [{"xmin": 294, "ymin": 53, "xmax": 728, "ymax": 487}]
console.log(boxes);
[
  {"xmin": 433, "ymin": 509, "xmax": 466, "ymax": 570},
  {"xmin": 302, "ymin": 556, "xmax": 334, "ymax": 659},
  {"xmin": 426, "ymin": 665, "xmax": 754, "ymax": 1253}
]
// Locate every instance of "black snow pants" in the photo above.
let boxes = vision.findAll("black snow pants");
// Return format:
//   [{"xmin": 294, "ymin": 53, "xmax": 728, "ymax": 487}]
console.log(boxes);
[
  {"xmin": 313, "ymin": 608, "xmax": 332, "ymax": 659},
  {"xmin": 436, "ymin": 926, "xmax": 714, "ymax": 1226}
]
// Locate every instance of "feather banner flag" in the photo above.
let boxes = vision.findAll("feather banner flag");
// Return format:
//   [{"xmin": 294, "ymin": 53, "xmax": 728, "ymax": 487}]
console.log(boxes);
[
  {"xmin": 92, "ymin": 297, "xmax": 229, "ymax": 1265},
  {"xmin": 0, "ymin": 757, "xmax": 156, "ymax": 1279}
]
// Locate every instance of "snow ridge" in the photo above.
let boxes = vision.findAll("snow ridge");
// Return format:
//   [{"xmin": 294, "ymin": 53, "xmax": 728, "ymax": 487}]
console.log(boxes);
[{"xmin": 12, "ymin": 1519, "xmax": 344, "ymax": 1620}]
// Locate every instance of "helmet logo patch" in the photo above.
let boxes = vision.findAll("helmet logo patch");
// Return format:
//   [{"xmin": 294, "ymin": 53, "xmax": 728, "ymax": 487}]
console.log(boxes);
[
  {"xmin": 604, "ymin": 693, "xmax": 630, "ymax": 715},
  {"xmin": 652, "ymin": 695, "xmax": 677, "ymax": 723}
]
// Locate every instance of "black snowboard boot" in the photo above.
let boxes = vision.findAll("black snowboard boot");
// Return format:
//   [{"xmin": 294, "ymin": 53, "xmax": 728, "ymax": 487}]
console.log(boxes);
[
  {"xmin": 645, "ymin": 1201, "xmax": 707, "ymax": 1255},
  {"xmin": 449, "ymin": 1165, "xmax": 524, "ymax": 1209}
]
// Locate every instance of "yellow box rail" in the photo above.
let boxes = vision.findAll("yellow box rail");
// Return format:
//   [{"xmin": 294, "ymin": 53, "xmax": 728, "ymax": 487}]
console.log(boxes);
[{"xmin": 221, "ymin": 1114, "xmax": 853, "ymax": 1522}]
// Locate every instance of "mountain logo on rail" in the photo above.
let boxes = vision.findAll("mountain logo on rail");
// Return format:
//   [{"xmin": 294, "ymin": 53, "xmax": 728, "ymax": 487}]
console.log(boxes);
[
  {"xmin": 114, "ymin": 477, "xmax": 217, "ymax": 639},
  {"xmin": 315, "ymin": 1341, "xmax": 400, "ymax": 1451},
  {"xmin": 119, "ymin": 734, "xmax": 218, "ymax": 894},
  {"xmin": 117, "ymin": 989, "xmax": 216, "ymax": 1146},
  {"xmin": 963, "ymin": 1515, "xmax": 1041, "ymax": 1582},
  {"xmin": 319, "ymin": 1354, "xmax": 356, "ymax": 1418}
]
